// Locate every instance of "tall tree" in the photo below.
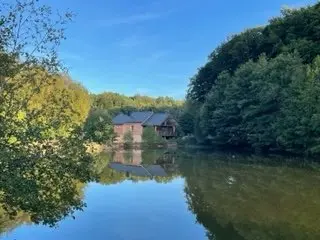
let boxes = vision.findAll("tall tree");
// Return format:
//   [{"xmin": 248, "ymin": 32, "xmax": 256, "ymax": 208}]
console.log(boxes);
[{"xmin": 185, "ymin": 2, "xmax": 320, "ymax": 155}]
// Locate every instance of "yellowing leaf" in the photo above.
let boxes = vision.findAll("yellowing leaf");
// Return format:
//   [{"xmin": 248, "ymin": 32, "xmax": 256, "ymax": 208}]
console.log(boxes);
[{"xmin": 17, "ymin": 111, "xmax": 26, "ymax": 121}]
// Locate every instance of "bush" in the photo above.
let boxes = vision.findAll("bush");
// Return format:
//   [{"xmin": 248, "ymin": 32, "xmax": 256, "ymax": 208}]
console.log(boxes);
[
  {"xmin": 142, "ymin": 127, "xmax": 166, "ymax": 147},
  {"xmin": 123, "ymin": 130, "xmax": 134, "ymax": 149},
  {"xmin": 84, "ymin": 110, "xmax": 114, "ymax": 144}
]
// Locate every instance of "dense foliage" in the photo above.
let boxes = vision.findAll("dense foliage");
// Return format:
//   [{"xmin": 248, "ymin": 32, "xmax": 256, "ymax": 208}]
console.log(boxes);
[
  {"xmin": 83, "ymin": 109, "xmax": 114, "ymax": 144},
  {"xmin": 123, "ymin": 130, "xmax": 134, "ymax": 149},
  {"xmin": 188, "ymin": 4, "xmax": 320, "ymax": 102},
  {"xmin": 142, "ymin": 127, "xmax": 166, "ymax": 147},
  {"xmin": 92, "ymin": 92, "xmax": 183, "ymax": 111},
  {"xmin": 185, "ymin": 3, "xmax": 320, "ymax": 155},
  {"xmin": 0, "ymin": 0, "xmax": 95, "ymax": 226},
  {"xmin": 91, "ymin": 92, "xmax": 183, "ymax": 118}
]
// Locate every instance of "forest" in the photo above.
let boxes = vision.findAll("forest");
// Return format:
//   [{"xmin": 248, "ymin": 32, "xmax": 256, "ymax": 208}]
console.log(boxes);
[{"xmin": 182, "ymin": 2, "xmax": 320, "ymax": 155}]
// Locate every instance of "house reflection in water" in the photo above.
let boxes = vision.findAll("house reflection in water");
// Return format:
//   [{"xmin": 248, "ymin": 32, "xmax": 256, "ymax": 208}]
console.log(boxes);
[
  {"xmin": 113, "ymin": 149, "xmax": 143, "ymax": 165},
  {"xmin": 109, "ymin": 150, "xmax": 177, "ymax": 178}
]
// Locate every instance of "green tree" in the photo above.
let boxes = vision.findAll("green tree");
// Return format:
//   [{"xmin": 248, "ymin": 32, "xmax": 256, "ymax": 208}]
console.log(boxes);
[
  {"xmin": 91, "ymin": 92, "xmax": 183, "ymax": 118},
  {"xmin": 200, "ymin": 54, "xmax": 305, "ymax": 151},
  {"xmin": 84, "ymin": 109, "xmax": 114, "ymax": 144},
  {"xmin": 188, "ymin": 27, "xmax": 265, "ymax": 102},
  {"xmin": 178, "ymin": 111, "xmax": 195, "ymax": 135},
  {"xmin": 184, "ymin": 2, "xmax": 320, "ymax": 155},
  {"xmin": 142, "ymin": 127, "xmax": 166, "ymax": 147},
  {"xmin": 188, "ymin": 3, "xmax": 320, "ymax": 104},
  {"xmin": 275, "ymin": 56, "xmax": 320, "ymax": 154},
  {"xmin": 0, "ymin": 0, "xmax": 95, "ymax": 226}
]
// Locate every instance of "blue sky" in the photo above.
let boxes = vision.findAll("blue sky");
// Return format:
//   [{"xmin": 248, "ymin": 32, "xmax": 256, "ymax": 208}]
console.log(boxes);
[{"xmin": 47, "ymin": 0, "xmax": 316, "ymax": 99}]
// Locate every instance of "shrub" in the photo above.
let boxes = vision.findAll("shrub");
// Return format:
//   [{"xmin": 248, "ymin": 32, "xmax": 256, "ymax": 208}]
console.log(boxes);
[
  {"xmin": 84, "ymin": 109, "xmax": 114, "ymax": 144},
  {"xmin": 142, "ymin": 127, "xmax": 166, "ymax": 147},
  {"xmin": 123, "ymin": 130, "xmax": 134, "ymax": 149}
]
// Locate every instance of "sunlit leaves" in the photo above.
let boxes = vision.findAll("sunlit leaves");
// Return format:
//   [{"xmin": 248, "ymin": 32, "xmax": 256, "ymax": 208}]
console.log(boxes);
[
  {"xmin": 83, "ymin": 109, "xmax": 114, "ymax": 144},
  {"xmin": 0, "ymin": 0, "xmax": 94, "ymax": 227}
]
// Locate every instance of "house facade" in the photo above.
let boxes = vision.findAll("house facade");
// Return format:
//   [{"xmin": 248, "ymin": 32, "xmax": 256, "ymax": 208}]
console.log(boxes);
[{"xmin": 112, "ymin": 111, "xmax": 176, "ymax": 143}]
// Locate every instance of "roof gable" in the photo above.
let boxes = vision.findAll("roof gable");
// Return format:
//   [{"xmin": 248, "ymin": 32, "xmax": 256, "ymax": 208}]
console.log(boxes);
[
  {"xmin": 112, "ymin": 113, "xmax": 135, "ymax": 124},
  {"xmin": 130, "ymin": 111, "xmax": 153, "ymax": 123},
  {"xmin": 142, "ymin": 113, "xmax": 169, "ymax": 126},
  {"xmin": 109, "ymin": 163, "xmax": 167, "ymax": 177},
  {"xmin": 112, "ymin": 111, "xmax": 171, "ymax": 125}
]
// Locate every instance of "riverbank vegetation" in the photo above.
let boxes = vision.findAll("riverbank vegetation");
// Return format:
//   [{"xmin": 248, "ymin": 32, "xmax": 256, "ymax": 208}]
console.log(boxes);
[
  {"xmin": 0, "ymin": 0, "xmax": 98, "ymax": 226},
  {"xmin": 181, "ymin": 2, "xmax": 320, "ymax": 156},
  {"xmin": 142, "ymin": 127, "xmax": 167, "ymax": 148}
]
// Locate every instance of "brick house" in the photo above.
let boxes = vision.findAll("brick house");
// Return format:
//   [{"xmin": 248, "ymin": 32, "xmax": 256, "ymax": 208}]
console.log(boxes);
[{"xmin": 112, "ymin": 111, "xmax": 177, "ymax": 143}]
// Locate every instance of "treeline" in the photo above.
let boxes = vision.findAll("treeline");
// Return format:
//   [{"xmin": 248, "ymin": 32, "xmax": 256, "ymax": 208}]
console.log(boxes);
[
  {"xmin": 182, "ymin": 3, "xmax": 320, "ymax": 155},
  {"xmin": 91, "ymin": 92, "xmax": 183, "ymax": 116},
  {"xmin": 92, "ymin": 92, "xmax": 183, "ymax": 110}
]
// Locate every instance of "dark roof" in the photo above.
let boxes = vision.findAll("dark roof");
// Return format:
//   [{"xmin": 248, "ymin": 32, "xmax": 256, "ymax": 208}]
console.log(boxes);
[
  {"xmin": 145, "ymin": 165, "xmax": 167, "ymax": 177},
  {"xmin": 109, "ymin": 163, "xmax": 167, "ymax": 177},
  {"xmin": 130, "ymin": 111, "xmax": 153, "ymax": 122},
  {"xmin": 112, "ymin": 111, "xmax": 170, "ymax": 126},
  {"xmin": 142, "ymin": 113, "xmax": 169, "ymax": 126},
  {"xmin": 112, "ymin": 113, "xmax": 135, "ymax": 124},
  {"xmin": 109, "ymin": 163, "xmax": 150, "ymax": 176}
]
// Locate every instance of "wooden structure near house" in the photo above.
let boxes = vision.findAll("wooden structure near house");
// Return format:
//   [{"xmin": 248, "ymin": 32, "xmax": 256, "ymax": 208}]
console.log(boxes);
[{"xmin": 112, "ymin": 111, "xmax": 177, "ymax": 143}]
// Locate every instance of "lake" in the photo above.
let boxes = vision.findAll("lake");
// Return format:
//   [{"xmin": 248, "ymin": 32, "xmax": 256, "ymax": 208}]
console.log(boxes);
[{"xmin": 1, "ymin": 149, "xmax": 320, "ymax": 240}]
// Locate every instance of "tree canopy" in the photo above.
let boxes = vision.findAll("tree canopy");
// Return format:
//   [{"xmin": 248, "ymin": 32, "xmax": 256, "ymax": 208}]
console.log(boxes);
[
  {"xmin": 91, "ymin": 92, "xmax": 183, "ymax": 116},
  {"xmin": 0, "ymin": 0, "xmax": 95, "ymax": 226},
  {"xmin": 184, "ymin": 2, "xmax": 320, "ymax": 155},
  {"xmin": 188, "ymin": 3, "xmax": 320, "ymax": 103}
]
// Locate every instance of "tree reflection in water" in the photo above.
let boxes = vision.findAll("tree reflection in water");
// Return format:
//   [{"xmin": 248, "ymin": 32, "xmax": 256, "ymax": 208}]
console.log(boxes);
[
  {"xmin": 0, "ymin": 137, "xmax": 96, "ymax": 233},
  {"xmin": 1, "ymin": 149, "xmax": 320, "ymax": 240},
  {"xmin": 179, "ymin": 151, "xmax": 320, "ymax": 240}
]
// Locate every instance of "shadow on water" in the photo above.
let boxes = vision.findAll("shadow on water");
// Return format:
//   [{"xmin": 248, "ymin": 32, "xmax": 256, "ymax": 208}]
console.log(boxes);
[{"xmin": 1, "ymin": 148, "xmax": 320, "ymax": 239}]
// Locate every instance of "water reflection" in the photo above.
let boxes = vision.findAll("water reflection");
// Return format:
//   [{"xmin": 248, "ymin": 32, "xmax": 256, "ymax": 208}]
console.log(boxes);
[
  {"xmin": 95, "ymin": 150, "xmax": 179, "ymax": 184},
  {"xmin": 101, "ymin": 150, "xmax": 320, "ymax": 239},
  {"xmin": 178, "ymin": 151, "xmax": 320, "ymax": 240},
  {"xmin": 0, "ymin": 141, "xmax": 96, "ymax": 234},
  {"xmin": 109, "ymin": 149, "xmax": 177, "ymax": 178},
  {"xmin": 1, "ymin": 149, "xmax": 320, "ymax": 239}
]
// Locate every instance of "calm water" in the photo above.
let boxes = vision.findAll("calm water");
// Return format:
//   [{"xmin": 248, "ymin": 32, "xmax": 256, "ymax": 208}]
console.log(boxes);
[{"xmin": 1, "ymin": 150, "xmax": 320, "ymax": 240}]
